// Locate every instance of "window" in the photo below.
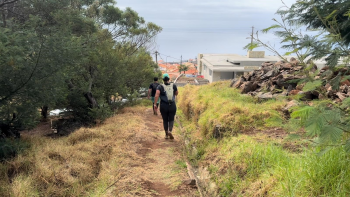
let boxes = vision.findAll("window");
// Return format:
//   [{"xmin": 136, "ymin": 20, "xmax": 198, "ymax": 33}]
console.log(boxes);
[
  {"xmin": 204, "ymin": 64, "xmax": 207, "ymax": 71},
  {"xmin": 209, "ymin": 69, "xmax": 212, "ymax": 76}
]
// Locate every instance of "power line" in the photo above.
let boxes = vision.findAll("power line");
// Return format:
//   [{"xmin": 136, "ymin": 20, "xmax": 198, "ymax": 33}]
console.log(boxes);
[{"xmin": 157, "ymin": 52, "xmax": 181, "ymax": 61}]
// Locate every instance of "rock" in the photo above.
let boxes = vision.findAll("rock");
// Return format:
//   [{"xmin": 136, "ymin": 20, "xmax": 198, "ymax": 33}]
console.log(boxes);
[
  {"xmin": 240, "ymin": 81, "xmax": 257, "ymax": 94},
  {"xmin": 232, "ymin": 76, "xmax": 245, "ymax": 88},
  {"xmin": 230, "ymin": 78, "xmax": 238, "ymax": 87},
  {"xmin": 281, "ymin": 63, "xmax": 292, "ymax": 70},
  {"xmin": 287, "ymin": 85, "xmax": 294, "ymax": 93},
  {"xmin": 289, "ymin": 90, "xmax": 300, "ymax": 95},
  {"xmin": 282, "ymin": 100, "xmax": 299, "ymax": 117},
  {"xmin": 326, "ymin": 90, "xmax": 336, "ymax": 98},
  {"xmin": 290, "ymin": 60, "xmax": 299, "ymax": 66},
  {"xmin": 340, "ymin": 85, "xmax": 349, "ymax": 94},
  {"xmin": 258, "ymin": 92, "xmax": 273, "ymax": 101},
  {"xmin": 336, "ymin": 92, "xmax": 347, "ymax": 101},
  {"xmin": 183, "ymin": 179, "xmax": 196, "ymax": 185},
  {"xmin": 294, "ymin": 66, "xmax": 303, "ymax": 71},
  {"xmin": 261, "ymin": 70, "xmax": 278, "ymax": 80},
  {"xmin": 341, "ymin": 79, "xmax": 350, "ymax": 86},
  {"xmin": 296, "ymin": 84, "xmax": 304, "ymax": 90}
]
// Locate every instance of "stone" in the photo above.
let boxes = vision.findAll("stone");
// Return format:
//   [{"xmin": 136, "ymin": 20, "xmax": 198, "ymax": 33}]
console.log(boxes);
[
  {"xmin": 340, "ymin": 85, "xmax": 349, "ymax": 94},
  {"xmin": 232, "ymin": 77, "xmax": 244, "ymax": 88},
  {"xmin": 289, "ymin": 89, "xmax": 300, "ymax": 95},
  {"xmin": 336, "ymin": 92, "xmax": 347, "ymax": 101},
  {"xmin": 296, "ymin": 84, "xmax": 304, "ymax": 90},
  {"xmin": 341, "ymin": 79, "xmax": 350, "ymax": 86},
  {"xmin": 258, "ymin": 92, "xmax": 273, "ymax": 100},
  {"xmin": 240, "ymin": 81, "xmax": 257, "ymax": 94},
  {"xmin": 183, "ymin": 179, "xmax": 196, "ymax": 185},
  {"xmin": 283, "ymin": 100, "xmax": 299, "ymax": 113},
  {"xmin": 261, "ymin": 70, "xmax": 277, "ymax": 80}
]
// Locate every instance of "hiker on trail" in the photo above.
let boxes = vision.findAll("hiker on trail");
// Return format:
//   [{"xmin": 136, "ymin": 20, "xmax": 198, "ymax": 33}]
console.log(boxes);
[
  {"xmin": 148, "ymin": 77, "xmax": 160, "ymax": 115},
  {"xmin": 154, "ymin": 73, "xmax": 178, "ymax": 139}
]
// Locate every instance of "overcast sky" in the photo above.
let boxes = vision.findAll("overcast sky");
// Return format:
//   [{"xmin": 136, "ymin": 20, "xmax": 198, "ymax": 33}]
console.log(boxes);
[{"xmin": 115, "ymin": 0, "xmax": 298, "ymax": 61}]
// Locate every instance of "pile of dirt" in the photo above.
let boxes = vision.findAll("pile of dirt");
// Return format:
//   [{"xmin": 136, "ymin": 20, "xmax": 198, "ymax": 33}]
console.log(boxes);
[{"xmin": 231, "ymin": 58, "xmax": 350, "ymax": 103}]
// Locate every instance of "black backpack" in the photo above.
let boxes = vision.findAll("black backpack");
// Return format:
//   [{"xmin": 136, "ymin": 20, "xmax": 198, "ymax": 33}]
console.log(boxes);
[{"xmin": 151, "ymin": 83, "xmax": 159, "ymax": 96}]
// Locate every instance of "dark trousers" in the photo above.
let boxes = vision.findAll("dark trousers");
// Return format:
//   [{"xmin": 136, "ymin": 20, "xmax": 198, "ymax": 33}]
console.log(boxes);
[{"xmin": 160, "ymin": 102, "xmax": 177, "ymax": 132}]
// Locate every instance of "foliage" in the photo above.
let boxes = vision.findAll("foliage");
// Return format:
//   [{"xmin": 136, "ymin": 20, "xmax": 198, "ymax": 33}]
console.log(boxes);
[
  {"xmin": 243, "ymin": 1, "xmax": 350, "ymax": 153},
  {"xmin": 0, "ymin": 139, "xmax": 30, "ymax": 161},
  {"xmin": 290, "ymin": 102, "xmax": 350, "ymax": 151},
  {"xmin": 246, "ymin": 1, "xmax": 350, "ymax": 68},
  {"xmin": 302, "ymin": 80, "xmax": 323, "ymax": 92},
  {"xmin": 178, "ymin": 64, "xmax": 189, "ymax": 74},
  {"xmin": 0, "ymin": 0, "xmax": 162, "ymax": 131}
]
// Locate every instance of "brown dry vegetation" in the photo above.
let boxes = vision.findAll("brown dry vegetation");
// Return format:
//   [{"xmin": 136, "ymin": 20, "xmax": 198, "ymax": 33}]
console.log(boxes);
[{"xmin": 0, "ymin": 106, "xmax": 198, "ymax": 196}]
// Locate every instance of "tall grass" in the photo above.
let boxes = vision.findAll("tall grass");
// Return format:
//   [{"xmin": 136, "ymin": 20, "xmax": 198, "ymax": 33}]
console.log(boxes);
[
  {"xmin": 0, "ymin": 106, "xmax": 148, "ymax": 196},
  {"xmin": 177, "ymin": 81, "xmax": 350, "ymax": 196},
  {"xmin": 178, "ymin": 81, "xmax": 286, "ymax": 138}
]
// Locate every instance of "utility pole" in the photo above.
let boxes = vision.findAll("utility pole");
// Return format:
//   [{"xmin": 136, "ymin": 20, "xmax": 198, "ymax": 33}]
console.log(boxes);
[
  {"xmin": 155, "ymin": 51, "xmax": 158, "ymax": 64},
  {"xmin": 250, "ymin": 26, "xmax": 254, "ymax": 48},
  {"xmin": 180, "ymin": 55, "xmax": 182, "ymax": 65}
]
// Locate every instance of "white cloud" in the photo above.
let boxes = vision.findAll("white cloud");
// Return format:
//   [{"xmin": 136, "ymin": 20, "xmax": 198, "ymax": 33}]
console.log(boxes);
[{"xmin": 115, "ymin": 0, "xmax": 299, "ymax": 59}]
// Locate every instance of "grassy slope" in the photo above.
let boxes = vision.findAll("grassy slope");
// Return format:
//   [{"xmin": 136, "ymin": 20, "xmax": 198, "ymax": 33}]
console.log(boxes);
[
  {"xmin": 177, "ymin": 81, "xmax": 350, "ymax": 196},
  {"xmin": 0, "ymin": 106, "xmax": 163, "ymax": 196}
]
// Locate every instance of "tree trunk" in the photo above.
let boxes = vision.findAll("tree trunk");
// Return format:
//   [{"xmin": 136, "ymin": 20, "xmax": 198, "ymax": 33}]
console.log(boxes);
[
  {"xmin": 41, "ymin": 106, "xmax": 48, "ymax": 120},
  {"xmin": 84, "ymin": 92, "xmax": 98, "ymax": 108}
]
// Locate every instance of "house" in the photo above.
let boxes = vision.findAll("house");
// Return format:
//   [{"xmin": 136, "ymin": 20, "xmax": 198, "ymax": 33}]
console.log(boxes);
[{"xmin": 197, "ymin": 51, "xmax": 287, "ymax": 83}]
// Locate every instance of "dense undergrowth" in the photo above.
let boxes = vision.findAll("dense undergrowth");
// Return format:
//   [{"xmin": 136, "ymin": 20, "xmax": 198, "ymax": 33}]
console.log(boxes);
[{"xmin": 177, "ymin": 81, "xmax": 350, "ymax": 196}]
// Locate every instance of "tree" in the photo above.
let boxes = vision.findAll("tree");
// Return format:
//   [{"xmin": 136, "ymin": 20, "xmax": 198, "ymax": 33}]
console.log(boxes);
[
  {"xmin": 0, "ymin": 0, "xmax": 162, "ymax": 135},
  {"xmin": 178, "ymin": 64, "xmax": 189, "ymax": 74},
  {"xmin": 279, "ymin": 0, "xmax": 350, "ymax": 67},
  {"xmin": 245, "ymin": 0, "xmax": 350, "ymax": 153}
]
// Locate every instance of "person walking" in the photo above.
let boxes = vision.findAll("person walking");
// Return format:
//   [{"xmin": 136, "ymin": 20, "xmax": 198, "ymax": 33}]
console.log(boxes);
[
  {"xmin": 148, "ymin": 77, "xmax": 160, "ymax": 115},
  {"xmin": 154, "ymin": 73, "xmax": 178, "ymax": 139}
]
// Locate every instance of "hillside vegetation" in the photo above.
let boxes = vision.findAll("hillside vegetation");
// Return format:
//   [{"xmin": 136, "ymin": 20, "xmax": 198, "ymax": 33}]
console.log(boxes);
[
  {"xmin": 0, "ymin": 107, "xmax": 146, "ymax": 196},
  {"xmin": 177, "ymin": 81, "xmax": 350, "ymax": 196}
]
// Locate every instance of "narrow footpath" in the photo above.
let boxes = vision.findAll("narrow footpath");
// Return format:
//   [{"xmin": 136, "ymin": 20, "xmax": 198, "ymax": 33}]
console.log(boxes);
[{"xmin": 130, "ymin": 107, "xmax": 199, "ymax": 196}]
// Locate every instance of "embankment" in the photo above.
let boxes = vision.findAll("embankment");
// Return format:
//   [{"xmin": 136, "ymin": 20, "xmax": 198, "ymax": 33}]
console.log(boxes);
[{"xmin": 177, "ymin": 81, "xmax": 350, "ymax": 196}]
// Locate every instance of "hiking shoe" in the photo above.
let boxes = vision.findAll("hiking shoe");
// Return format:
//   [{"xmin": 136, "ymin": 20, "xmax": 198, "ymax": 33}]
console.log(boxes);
[{"xmin": 168, "ymin": 132, "xmax": 174, "ymax": 139}]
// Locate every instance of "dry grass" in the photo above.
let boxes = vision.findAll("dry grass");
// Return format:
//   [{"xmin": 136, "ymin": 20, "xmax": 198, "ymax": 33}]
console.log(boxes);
[{"xmin": 0, "ymin": 106, "xmax": 156, "ymax": 196}]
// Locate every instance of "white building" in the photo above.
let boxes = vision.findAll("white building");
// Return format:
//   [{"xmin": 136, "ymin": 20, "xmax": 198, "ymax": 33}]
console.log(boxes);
[{"xmin": 197, "ymin": 51, "xmax": 288, "ymax": 83}]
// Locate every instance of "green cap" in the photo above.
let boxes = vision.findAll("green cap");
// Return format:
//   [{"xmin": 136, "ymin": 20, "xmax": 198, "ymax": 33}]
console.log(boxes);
[{"xmin": 163, "ymin": 73, "xmax": 170, "ymax": 79}]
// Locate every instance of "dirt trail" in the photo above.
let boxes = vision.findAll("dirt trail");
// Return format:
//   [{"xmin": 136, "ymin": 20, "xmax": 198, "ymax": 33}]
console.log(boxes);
[
  {"xmin": 134, "ymin": 108, "xmax": 198, "ymax": 197},
  {"xmin": 19, "ymin": 107, "xmax": 198, "ymax": 196}
]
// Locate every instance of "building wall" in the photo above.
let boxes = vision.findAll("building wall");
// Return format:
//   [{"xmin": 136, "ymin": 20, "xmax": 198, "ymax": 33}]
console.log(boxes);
[
  {"xmin": 220, "ymin": 72, "xmax": 234, "ymax": 80},
  {"xmin": 202, "ymin": 63, "xmax": 213, "ymax": 83},
  {"xmin": 197, "ymin": 54, "xmax": 203, "ymax": 75},
  {"xmin": 213, "ymin": 71, "xmax": 221, "ymax": 82}
]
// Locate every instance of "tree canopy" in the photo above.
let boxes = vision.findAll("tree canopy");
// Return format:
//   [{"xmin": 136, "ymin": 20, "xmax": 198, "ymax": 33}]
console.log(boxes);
[{"xmin": 0, "ymin": 0, "xmax": 162, "ymax": 135}]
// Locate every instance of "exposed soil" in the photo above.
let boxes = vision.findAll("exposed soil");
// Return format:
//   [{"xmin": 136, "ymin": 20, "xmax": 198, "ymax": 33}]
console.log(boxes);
[
  {"xmin": 135, "ymin": 108, "xmax": 199, "ymax": 197},
  {"xmin": 18, "ymin": 107, "xmax": 198, "ymax": 196}
]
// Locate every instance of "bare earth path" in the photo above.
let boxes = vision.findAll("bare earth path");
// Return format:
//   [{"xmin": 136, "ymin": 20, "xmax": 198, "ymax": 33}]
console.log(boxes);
[
  {"xmin": 20, "ymin": 107, "xmax": 198, "ymax": 196},
  {"xmin": 130, "ymin": 107, "xmax": 199, "ymax": 197}
]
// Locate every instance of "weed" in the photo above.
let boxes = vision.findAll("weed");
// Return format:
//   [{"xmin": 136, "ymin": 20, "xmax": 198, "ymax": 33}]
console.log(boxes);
[{"xmin": 175, "ymin": 160, "xmax": 187, "ymax": 169}]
